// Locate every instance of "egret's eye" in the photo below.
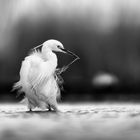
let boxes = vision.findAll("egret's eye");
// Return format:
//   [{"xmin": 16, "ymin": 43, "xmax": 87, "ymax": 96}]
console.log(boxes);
[{"xmin": 57, "ymin": 45, "xmax": 61, "ymax": 49}]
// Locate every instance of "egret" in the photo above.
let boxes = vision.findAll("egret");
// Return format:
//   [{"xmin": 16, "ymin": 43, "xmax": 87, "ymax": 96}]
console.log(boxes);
[{"xmin": 13, "ymin": 39, "xmax": 79, "ymax": 112}]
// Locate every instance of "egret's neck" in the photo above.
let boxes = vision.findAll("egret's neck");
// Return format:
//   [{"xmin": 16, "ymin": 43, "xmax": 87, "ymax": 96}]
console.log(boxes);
[{"xmin": 42, "ymin": 48, "xmax": 57, "ymax": 66}]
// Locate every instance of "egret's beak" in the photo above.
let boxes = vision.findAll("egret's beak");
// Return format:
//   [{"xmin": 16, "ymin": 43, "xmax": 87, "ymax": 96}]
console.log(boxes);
[
  {"xmin": 61, "ymin": 48, "xmax": 80, "ymax": 59},
  {"xmin": 32, "ymin": 44, "xmax": 43, "ymax": 50}
]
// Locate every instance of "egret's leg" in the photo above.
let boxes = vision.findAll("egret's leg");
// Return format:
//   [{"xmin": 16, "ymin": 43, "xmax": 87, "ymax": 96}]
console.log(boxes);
[
  {"xmin": 47, "ymin": 97, "xmax": 59, "ymax": 112},
  {"xmin": 51, "ymin": 105, "xmax": 59, "ymax": 112},
  {"xmin": 48, "ymin": 104, "xmax": 52, "ymax": 111},
  {"xmin": 29, "ymin": 108, "xmax": 32, "ymax": 112},
  {"xmin": 27, "ymin": 99, "xmax": 33, "ymax": 112},
  {"xmin": 49, "ymin": 102, "xmax": 59, "ymax": 112}
]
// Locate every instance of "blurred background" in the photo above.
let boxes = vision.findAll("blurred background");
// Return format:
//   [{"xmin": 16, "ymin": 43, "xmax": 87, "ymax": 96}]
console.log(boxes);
[{"xmin": 1, "ymin": 0, "xmax": 140, "ymax": 102}]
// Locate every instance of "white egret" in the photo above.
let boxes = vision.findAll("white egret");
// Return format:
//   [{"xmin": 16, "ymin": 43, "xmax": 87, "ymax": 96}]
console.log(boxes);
[{"xmin": 13, "ymin": 39, "xmax": 79, "ymax": 112}]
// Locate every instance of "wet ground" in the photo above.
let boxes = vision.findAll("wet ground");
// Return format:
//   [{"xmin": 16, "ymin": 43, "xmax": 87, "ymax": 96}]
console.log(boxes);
[{"xmin": 0, "ymin": 103, "xmax": 140, "ymax": 140}]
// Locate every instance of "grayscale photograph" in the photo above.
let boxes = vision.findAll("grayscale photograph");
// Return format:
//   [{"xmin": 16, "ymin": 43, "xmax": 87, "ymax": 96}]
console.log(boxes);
[{"xmin": 0, "ymin": 0, "xmax": 140, "ymax": 140}]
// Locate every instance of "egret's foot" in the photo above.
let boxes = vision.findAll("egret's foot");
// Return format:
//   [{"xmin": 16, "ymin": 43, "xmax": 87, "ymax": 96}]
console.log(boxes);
[
  {"xmin": 48, "ymin": 104, "xmax": 60, "ymax": 112},
  {"xmin": 26, "ymin": 108, "xmax": 33, "ymax": 113},
  {"xmin": 48, "ymin": 108, "xmax": 60, "ymax": 113},
  {"xmin": 48, "ymin": 105, "xmax": 52, "ymax": 112},
  {"xmin": 52, "ymin": 108, "xmax": 61, "ymax": 113},
  {"xmin": 48, "ymin": 108, "xmax": 52, "ymax": 112}
]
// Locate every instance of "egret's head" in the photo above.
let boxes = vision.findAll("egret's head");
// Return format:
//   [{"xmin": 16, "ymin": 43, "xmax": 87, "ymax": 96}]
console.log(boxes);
[
  {"xmin": 42, "ymin": 39, "xmax": 64, "ymax": 53},
  {"xmin": 33, "ymin": 39, "xmax": 79, "ymax": 57}
]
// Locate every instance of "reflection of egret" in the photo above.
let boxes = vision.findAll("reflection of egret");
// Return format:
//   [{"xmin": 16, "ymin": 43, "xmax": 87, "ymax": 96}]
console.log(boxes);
[{"xmin": 13, "ymin": 39, "xmax": 79, "ymax": 111}]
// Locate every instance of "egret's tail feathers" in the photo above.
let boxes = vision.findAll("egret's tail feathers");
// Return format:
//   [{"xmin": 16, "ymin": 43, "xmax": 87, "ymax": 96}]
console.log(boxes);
[
  {"xmin": 12, "ymin": 81, "xmax": 23, "ymax": 95},
  {"xmin": 19, "ymin": 98, "xmax": 28, "ymax": 104},
  {"xmin": 13, "ymin": 81, "xmax": 21, "ymax": 90}
]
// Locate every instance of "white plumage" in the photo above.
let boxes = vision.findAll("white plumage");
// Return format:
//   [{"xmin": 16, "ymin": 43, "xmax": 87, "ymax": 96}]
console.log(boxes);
[{"xmin": 13, "ymin": 39, "xmax": 69, "ymax": 111}]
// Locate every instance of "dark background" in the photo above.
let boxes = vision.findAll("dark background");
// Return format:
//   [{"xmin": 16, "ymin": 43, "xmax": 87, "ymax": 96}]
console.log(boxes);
[{"xmin": 1, "ymin": 0, "xmax": 140, "ymax": 102}]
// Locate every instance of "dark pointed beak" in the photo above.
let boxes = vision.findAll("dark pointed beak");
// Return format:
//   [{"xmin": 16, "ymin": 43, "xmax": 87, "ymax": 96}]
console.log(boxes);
[{"xmin": 61, "ymin": 48, "xmax": 80, "ymax": 59}]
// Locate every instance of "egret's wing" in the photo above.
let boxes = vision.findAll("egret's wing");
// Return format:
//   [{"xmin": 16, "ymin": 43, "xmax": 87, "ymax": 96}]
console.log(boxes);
[
  {"xmin": 20, "ymin": 58, "xmax": 31, "ymax": 86},
  {"xmin": 15, "ymin": 52, "xmax": 43, "ymax": 90},
  {"xmin": 29, "ymin": 68, "xmax": 47, "ymax": 89},
  {"xmin": 28, "ymin": 59, "xmax": 56, "ymax": 90},
  {"xmin": 25, "ymin": 55, "xmax": 44, "ymax": 89},
  {"xmin": 13, "ymin": 55, "xmax": 33, "ymax": 93}
]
